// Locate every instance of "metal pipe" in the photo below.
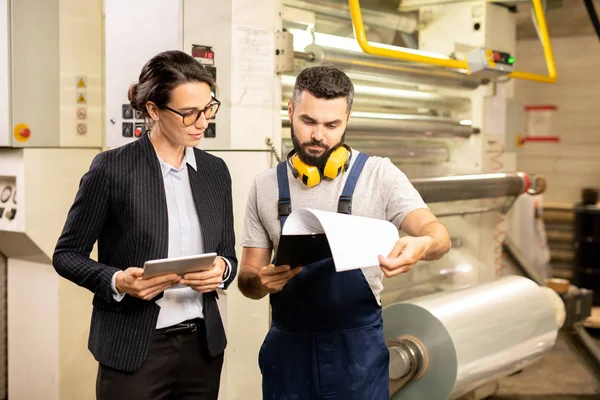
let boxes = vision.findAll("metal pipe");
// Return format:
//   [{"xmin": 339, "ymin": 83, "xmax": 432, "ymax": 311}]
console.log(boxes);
[
  {"xmin": 294, "ymin": 51, "xmax": 314, "ymax": 62},
  {"xmin": 283, "ymin": 0, "xmax": 418, "ymax": 34},
  {"xmin": 344, "ymin": 139, "xmax": 449, "ymax": 164},
  {"xmin": 300, "ymin": 44, "xmax": 482, "ymax": 90},
  {"xmin": 281, "ymin": 114, "xmax": 474, "ymax": 139},
  {"xmin": 282, "ymin": 137, "xmax": 450, "ymax": 165},
  {"xmin": 282, "ymin": 98, "xmax": 438, "ymax": 116},
  {"xmin": 434, "ymin": 206, "xmax": 501, "ymax": 218},
  {"xmin": 282, "ymin": 74, "xmax": 472, "ymax": 113},
  {"xmin": 410, "ymin": 172, "xmax": 537, "ymax": 203}
]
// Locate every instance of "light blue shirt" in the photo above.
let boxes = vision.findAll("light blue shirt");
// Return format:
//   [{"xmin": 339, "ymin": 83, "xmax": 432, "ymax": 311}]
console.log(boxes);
[{"xmin": 111, "ymin": 146, "xmax": 230, "ymax": 329}]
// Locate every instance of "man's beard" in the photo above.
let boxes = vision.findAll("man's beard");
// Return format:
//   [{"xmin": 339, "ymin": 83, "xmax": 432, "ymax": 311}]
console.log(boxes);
[{"xmin": 290, "ymin": 124, "xmax": 346, "ymax": 172}]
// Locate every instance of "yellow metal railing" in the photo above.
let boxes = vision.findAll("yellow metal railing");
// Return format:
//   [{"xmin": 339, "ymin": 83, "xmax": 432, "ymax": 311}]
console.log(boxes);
[{"xmin": 348, "ymin": 0, "xmax": 557, "ymax": 84}]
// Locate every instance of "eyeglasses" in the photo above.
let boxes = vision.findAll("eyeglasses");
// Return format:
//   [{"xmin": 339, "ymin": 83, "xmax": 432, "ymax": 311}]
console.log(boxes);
[{"xmin": 163, "ymin": 98, "xmax": 221, "ymax": 126}]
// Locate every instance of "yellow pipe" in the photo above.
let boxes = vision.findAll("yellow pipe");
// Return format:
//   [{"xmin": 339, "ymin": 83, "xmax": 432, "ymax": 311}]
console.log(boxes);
[
  {"xmin": 348, "ymin": 0, "xmax": 468, "ymax": 70},
  {"xmin": 508, "ymin": 0, "xmax": 557, "ymax": 83},
  {"xmin": 348, "ymin": 0, "xmax": 557, "ymax": 84}
]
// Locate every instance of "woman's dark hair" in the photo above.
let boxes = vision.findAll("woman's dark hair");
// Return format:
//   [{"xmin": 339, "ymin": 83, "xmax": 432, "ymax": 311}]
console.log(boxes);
[{"xmin": 128, "ymin": 50, "xmax": 216, "ymax": 119}]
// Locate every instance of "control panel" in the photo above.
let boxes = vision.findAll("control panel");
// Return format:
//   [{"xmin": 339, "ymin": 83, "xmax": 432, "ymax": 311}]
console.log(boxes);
[
  {"xmin": 0, "ymin": 177, "xmax": 17, "ymax": 229},
  {"xmin": 466, "ymin": 48, "xmax": 514, "ymax": 79},
  {"xmin": 192, "ymin": 45, "xmax": 216, "ymax": 79},
  {"xmin": 121, "ymin": 104, "xmax": 146, "ymax": 139},
  {"xmin": 192, "ymin": 45, "xmax": 218, "ymax": 139}
]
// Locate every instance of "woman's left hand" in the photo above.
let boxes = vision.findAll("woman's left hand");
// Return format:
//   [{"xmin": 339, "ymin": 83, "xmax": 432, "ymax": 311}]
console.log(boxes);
[{"xmin": 180, "ymin": 257, "xmax": 225, "ymax": 293}]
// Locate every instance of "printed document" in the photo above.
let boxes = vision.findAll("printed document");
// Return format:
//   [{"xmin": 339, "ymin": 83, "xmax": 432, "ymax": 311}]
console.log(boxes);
[{"xmin": 276, "ymin": 208, "xmax": 399, "ymax": 272}]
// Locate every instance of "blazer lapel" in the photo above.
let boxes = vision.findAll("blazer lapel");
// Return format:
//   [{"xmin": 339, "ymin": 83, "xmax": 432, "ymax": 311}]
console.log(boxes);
[
  {"xmin": 186, "ymin": 150, "xmax": 227, "ymax": 355},
  {"xmin": 138, "ymin": 133, "xmax": 169, "ymax": 259},
  {"xmin": 187, "ymin": 154, "xmax": 213, "ymax": 252}
]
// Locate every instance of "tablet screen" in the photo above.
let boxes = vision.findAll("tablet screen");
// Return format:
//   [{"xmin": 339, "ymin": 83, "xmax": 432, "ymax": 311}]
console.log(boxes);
[{"xmin": 142, "ymin": 252, "xmax": 218, "ymax": 279}]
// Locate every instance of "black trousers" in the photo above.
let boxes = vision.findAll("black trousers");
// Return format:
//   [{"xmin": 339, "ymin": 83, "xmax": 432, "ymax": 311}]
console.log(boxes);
[{"xmin": 96, "ymin": 319, "xmax": 224, "ymax": 400}]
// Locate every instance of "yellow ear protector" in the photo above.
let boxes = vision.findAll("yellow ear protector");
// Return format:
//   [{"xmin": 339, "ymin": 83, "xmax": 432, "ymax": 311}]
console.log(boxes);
[{"xmin": 288, "ymin": 144, "xmax": 352, "ymax": 188}]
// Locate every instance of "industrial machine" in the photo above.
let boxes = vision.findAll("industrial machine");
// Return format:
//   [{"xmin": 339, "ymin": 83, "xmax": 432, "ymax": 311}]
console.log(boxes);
[
  {"xmin": 280, "ymin": 1, "xmax": 591, "ymax": 399},
  {"xmin": 0, "ymin": 0, "xmax": 104, "ymax": 398},
  {"xmin": 1, "ymin": 0, "xmax": 592, "ymax": 399},
  {"xmin": 1, "ymin": 0, "xmax": 279, "ymax": 398}
]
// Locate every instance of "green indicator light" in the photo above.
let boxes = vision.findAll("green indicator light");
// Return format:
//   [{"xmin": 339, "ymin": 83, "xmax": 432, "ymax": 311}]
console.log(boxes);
[{"xmin": 508, "ymin": 56, "xmax": 515, "ymax": 64}]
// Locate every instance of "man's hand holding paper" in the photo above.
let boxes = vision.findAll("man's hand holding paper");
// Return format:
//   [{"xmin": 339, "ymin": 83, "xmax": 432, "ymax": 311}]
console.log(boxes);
[{"xmin": 378, "ymin": 236, "xmax": 433, "ymax": 277}]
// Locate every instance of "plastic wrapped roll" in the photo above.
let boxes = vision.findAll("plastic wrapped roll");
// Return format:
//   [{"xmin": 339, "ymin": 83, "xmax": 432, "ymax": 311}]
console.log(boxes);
[
  {"xmin": 380, "ymin": 248, "xmax": 481, "ymax": 305},
  {"xmin": 383, "ymin": 276, "xmax": 563, "ymax": 399}
]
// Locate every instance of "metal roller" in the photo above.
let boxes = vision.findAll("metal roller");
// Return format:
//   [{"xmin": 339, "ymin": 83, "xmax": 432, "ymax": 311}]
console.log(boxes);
[
  {"xmin": 299, "ymin": 44, "xmax": 482, "ymax": 90},
  {"xmin": 410, "ymin": 172, "xmax": 546, "ymax": 203},
  {"xmin": 281, "ymin": 114, "xmax": 474, "ymax": 139},
  {"xmin": 383, "ymin": 275, "xmax": 564, "ymax": 399},
  {"xmin": 281, "ymin": 74, "xmax": 472, "ymax": 113},
  {"xmin": 342, "ymin": 139, "xmax": 450, "ymax": 164},
  {"xmin": 282, "ymin": 137, "xmax": 450, "ymax": 165}
]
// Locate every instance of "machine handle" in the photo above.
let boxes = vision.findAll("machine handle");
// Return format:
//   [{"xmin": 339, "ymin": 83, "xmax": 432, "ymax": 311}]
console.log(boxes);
[{"xmin": 348, "ymin": 0, "xmax": 557, "ymax": 84}]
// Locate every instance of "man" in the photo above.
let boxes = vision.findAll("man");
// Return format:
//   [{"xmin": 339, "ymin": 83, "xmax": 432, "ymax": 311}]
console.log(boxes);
[{"xmin": 237, "ymin": 65, "xmax": 451, "ymax": 399}]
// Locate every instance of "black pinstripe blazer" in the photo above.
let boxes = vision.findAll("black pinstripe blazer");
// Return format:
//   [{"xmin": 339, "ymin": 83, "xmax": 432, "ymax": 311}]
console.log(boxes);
[{"xmin": 53, "ymin": 133, "xmax": 237, "ymax": 372}]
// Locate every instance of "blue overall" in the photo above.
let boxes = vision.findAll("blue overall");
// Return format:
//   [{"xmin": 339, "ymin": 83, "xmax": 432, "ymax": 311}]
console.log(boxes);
[{"xmin": 258, "ymin": 153, "xmax": 389, "ymax": 400}]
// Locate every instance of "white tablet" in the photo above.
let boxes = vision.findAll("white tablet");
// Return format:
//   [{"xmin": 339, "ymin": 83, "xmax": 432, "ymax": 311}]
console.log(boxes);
[{"xmin": 142, "ymin": 252, "xmax": 218, "ymax": 280}]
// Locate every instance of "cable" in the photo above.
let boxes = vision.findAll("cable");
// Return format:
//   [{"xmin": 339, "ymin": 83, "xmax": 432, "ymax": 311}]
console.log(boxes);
[
  {"xmin": 489, "ymin": 139, "xmax": 507, "ymax": 277},
  {"xmin": 265, "ymin": 137, "xmax": 282, "ymax": 163},
  {"xmin": 584, "ymin": 0, "xmax": 600, "ymax": 43}
]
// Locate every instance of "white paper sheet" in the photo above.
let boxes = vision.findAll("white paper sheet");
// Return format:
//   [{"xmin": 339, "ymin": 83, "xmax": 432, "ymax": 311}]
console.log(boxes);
[
  {"xmin": 232, "ymin": 24, "xmax": 275, "ymax": 107},
  {"xmin": 281, "ymin": 208, "xmax": 400, "ymax": 272}
]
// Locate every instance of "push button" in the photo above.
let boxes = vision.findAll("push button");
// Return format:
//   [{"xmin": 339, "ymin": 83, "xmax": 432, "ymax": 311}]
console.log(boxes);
[
  {"xmin": 122, "ymin": 122, "xmax": 133, "ymax": 137},
  {"xmin": 205, "ymin": 122, "xmax": 216, "ymax": 138},
  {"xmin": 134, "ymin": 123, "xmax": 144, "ymax": 138},
  {"xmin": 122, "ymin": 104, "xmax": 133, "ymax": 119},
  {"xmin": 5, "ymin": 209, "xmax": 16, "ymax": 220}
]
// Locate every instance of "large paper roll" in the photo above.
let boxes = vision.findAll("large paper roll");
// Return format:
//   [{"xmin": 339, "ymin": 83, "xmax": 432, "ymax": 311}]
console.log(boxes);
[{"xmin": 383, "ymin": 276, "xmax": 562, "ymax": 399}]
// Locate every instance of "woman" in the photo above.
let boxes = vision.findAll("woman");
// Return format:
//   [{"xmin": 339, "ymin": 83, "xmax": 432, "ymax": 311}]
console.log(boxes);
[{"xmin": 53, "ymin": 50, "xmax": 236, "ymax": 400}]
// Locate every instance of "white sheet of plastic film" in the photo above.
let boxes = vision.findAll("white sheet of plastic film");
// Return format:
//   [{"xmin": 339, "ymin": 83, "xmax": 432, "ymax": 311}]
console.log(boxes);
[{"xmin": 383, "ymin": 276, "xmax": 562, "ymax": 399}]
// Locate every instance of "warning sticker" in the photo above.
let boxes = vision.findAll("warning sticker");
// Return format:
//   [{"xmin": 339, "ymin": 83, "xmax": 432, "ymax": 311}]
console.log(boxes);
[
  {"xmin": 77, "ymin": 93, "xmax": 86, "ymax": 104},
  {"xmin": 77, "ymin": 107, "xmax": 87, "ymax": 120},
  {"xmin": 77, "ymin": 123, "xmax": 87, "ymax": 135},
  {"xmin": 76, "ymin": 75, "xmax": 87, "ymax": 89}
]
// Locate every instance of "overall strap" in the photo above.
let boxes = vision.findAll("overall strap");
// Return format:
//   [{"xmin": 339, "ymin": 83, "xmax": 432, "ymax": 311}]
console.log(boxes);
[
  {"xmin": 277, "ymin": 161, "xmax": 291, "ymax": 231},
  {"xmin": 338, "ymin": 152, "xmax": 369, "ymax": 215}
]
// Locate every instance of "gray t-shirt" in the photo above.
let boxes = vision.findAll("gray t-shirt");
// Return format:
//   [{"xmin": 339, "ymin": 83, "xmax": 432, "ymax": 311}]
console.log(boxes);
[{"xmin": 240, "ymin": 149, "xmax": 428, "ymax": 304}]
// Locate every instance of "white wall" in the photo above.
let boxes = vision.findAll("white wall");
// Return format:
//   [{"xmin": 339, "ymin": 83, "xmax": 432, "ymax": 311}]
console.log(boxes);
[{"xmin": 515, "ymin": 35, "xmax": 600, "ymax": 204}]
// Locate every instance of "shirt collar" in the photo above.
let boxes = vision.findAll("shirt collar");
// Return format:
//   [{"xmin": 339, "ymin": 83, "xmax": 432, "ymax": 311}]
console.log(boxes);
[{"xmin": 157, "ymin": 146, "xmax": 197, "ymax": 177}]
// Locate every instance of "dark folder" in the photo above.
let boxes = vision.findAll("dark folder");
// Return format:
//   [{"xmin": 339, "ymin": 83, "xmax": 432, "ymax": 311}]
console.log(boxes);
[{"xmin": 275, "ymin": 234, "xmax": 332, "ymax": 267}]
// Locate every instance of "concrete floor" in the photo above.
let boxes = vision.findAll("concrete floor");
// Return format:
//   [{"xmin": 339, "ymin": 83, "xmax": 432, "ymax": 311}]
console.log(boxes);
[{"xmin": 489, "ymin": 333, "xmax": 600, "ymax": 399}]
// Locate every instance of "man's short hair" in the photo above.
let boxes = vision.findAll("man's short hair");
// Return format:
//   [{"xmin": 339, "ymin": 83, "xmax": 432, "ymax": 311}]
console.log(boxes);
[{"xmin": 291, "ymin": 65, "xmax": 354, "ymax": 113}]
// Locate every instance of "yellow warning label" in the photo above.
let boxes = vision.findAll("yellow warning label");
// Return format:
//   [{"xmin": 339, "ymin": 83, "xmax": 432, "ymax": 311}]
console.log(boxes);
[
  {"xmin": 76, "ymin": 75, "xmax": 87, "ymax": 89},
  {"xmin": 77, "ymin": 93, "xmax": 86, "ymax": 104}
]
